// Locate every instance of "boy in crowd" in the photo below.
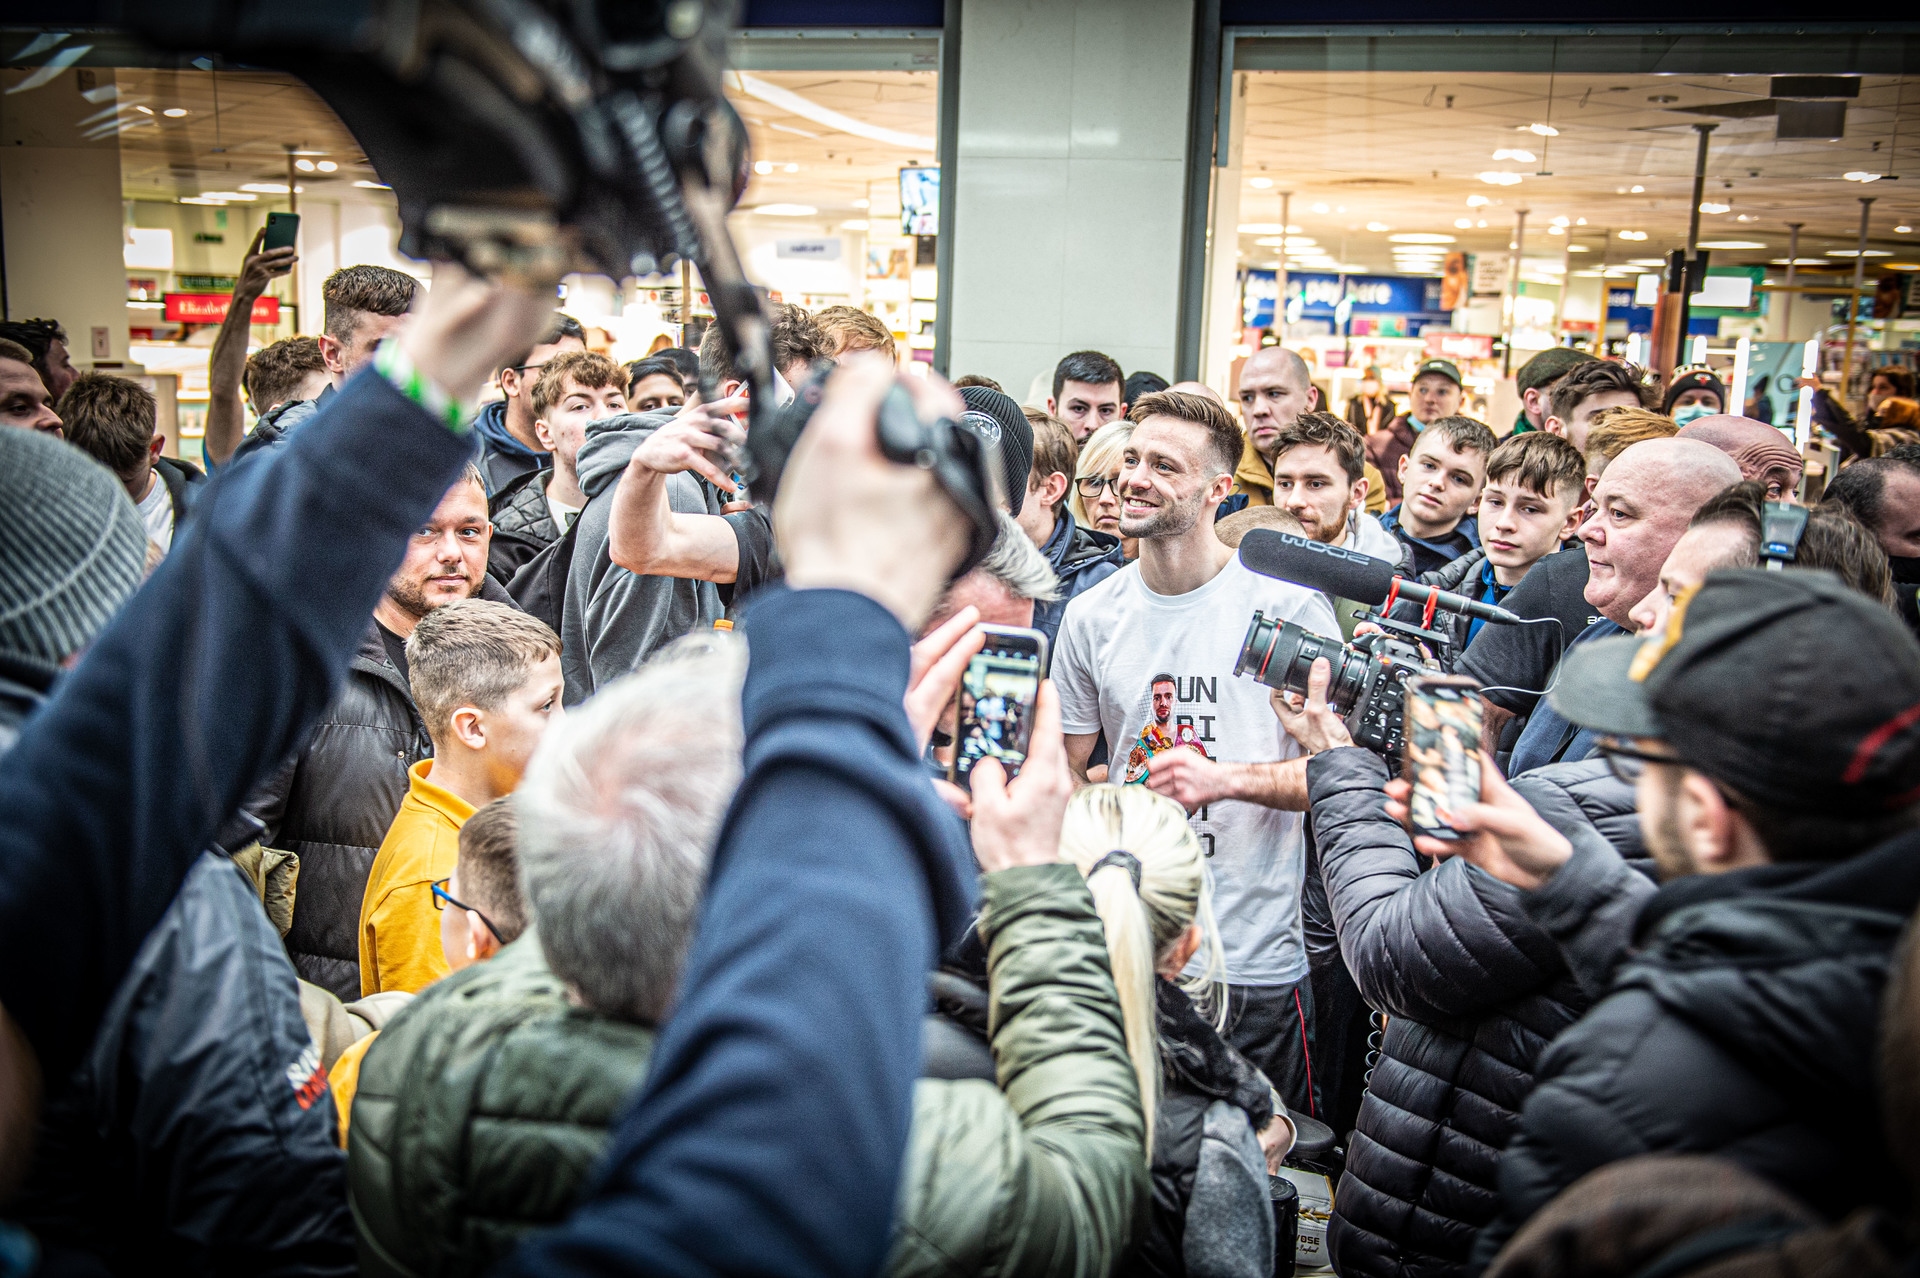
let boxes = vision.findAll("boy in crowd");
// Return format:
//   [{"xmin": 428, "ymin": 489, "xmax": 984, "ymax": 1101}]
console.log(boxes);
[
  {"xmin": 815, "ymin": 304, "xmax": 898, "ymax": 362},
  {"xmin": 1048, "ymin": 349, "xmax": 1127, "ymax": 442},
  {"xmin": 359, "ymin": 599, "xmax": 563, "ymax": 997},
  {"xmin": 244, "ymin": 337, "xmax": 331, "ymax": 420},
  {"xmin": 489, "ymin": 351, "xmax": 629, "ymax": 582},
  {"xmin": 1365, "ymin": 357, "xmax": 1464, "ymax": 502},
  {"xmin": 1017, "ymin": 408, "xmax": 1124, "ymax": 644},
  {"xmin": 58, "ymin": 373, "xmax": 205, "ymax": 556},
  {"xmin": 1263, "ymin": 410, "xmax": 1405, "ymax": 637},
  {"xmin": 1509, "ymin": 347, "xmax": 1597, "ymax": 437},
  {"xmin": 1380, "ymin": 415, "xmax": 1498, "ymax": 576},
  {"xmin": 1543, "ymin": 358, "xmax": 1652, "ymax": 453}
]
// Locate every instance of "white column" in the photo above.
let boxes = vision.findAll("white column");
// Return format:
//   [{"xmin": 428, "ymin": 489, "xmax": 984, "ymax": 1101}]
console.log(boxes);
[
  {"xmin": 1202, "ymin": 72, "xmax": 1249, "ymax": 395},
  {"xmin": 1, "ymin": 67, "xmax": 130, "ymax": 368},
  {"xmin": 946, "ymin": 0, "xmax": 1197, "ymax": 404}
]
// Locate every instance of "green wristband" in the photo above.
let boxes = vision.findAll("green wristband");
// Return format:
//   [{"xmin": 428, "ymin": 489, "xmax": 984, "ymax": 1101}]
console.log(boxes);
[{"xmin": 374, "ymin": 339, "xmax": 469, "ymax": 436}]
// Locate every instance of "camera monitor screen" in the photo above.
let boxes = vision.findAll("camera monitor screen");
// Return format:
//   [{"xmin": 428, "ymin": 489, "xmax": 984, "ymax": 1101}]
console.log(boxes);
[{"xmin": 900, "ymin": 166, "xmax": 939, "ymax": 236}]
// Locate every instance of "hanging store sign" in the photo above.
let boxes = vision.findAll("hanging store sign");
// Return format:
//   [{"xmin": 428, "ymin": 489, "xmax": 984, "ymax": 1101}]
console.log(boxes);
[
  {"xmin": 163, "ymin": 293, "xmax": 280, "ymax": 324},
  {"xmin": 1242, "ymin": 270, "xmax": 1447, "ymax": 329}
]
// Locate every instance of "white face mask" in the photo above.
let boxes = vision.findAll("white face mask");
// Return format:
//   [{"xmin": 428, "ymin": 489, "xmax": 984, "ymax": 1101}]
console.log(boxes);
[{"xmin": 1673, "ymin": 403, "xmax": 1716, "ymax": 427}]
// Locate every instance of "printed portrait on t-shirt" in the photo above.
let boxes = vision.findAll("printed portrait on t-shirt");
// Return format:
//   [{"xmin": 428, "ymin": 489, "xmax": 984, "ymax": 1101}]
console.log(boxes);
[{"xmin": 1124, "ymin": 672, "xmax": 1211, "ymax": 783}]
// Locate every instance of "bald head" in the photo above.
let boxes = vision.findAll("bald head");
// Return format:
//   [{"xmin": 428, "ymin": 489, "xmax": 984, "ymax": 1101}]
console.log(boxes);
[
  {"xmin": 1580, "ymin": 437, "xmax": 1744, "ymax": 628},
  {"xmin": 1677, "ymin": 414, "xmax": 1804, "ymax": 500},
  {"xmin": 1169, "ymin": 380, "xmax": 1224, "ymax": 405},
  {"xmin": 1238, "ymin": 347, "xmax": 1319, "ymax": 463}
]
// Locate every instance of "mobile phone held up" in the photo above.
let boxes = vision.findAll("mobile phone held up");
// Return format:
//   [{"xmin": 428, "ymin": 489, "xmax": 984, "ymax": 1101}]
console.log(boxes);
[
  {"xmin": 949, "ymin": 625, "xmax": 1049, "ymax": 792},
  {"xmin": 1403, "ymin": 674, "xmax": 1482, "ymax": 841},
  {"xmin": 262, "ymin": 211, "xmax": 300, "ymax": 252}
]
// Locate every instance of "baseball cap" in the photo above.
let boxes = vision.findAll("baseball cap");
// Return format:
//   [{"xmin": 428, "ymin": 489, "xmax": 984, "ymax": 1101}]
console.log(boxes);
[
  {"xmin": 1412, "ymin": 358, "xmax": 1462, "ymax": 388},
  {"xmin": 1515, "ymin": 347, "xmax": 1598, "ymax": 394},
  {"xmin": 958, "ymin": 384, "xmax": 1034, "ymax": 518},
  {"xmin": 1663, "ymin": 367, "xmax": 1728, "ymax": 413},
  {"xmin": 1551, "ymin": 569, "xmax": 1920, "ymax": 814}
]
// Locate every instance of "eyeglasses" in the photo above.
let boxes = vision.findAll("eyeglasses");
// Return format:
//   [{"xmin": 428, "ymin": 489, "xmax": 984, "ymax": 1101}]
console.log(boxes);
[
  {"xmin": 1594, "ymin": 738, "xmax": 1680, "ymax": 786},
  {"xmin": 1076, "ymin": 475, "xmax": 1123, "ymax": 498},
  {"xmin": 431, "ymin": 878, "xmax": 504, "ymax": 944}
]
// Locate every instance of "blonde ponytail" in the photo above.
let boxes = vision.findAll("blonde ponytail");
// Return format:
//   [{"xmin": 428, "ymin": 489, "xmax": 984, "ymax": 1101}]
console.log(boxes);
[{"xmin": 1060, "ymin": 784, "xmax": 1222, "ymax": 1157}]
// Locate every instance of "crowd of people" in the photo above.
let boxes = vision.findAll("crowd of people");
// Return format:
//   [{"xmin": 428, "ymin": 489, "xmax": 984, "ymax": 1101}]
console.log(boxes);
[{"xmin": 0, "ymin": 228, "xmax": 1918, "ymax": 1278}]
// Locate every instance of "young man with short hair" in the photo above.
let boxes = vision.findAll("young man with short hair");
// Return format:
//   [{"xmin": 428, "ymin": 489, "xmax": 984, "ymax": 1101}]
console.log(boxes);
[
  {"xmin": 1053, "ymin": 388, "xmax": 1339, "ymax": 1115},
  {"xmin": 1544, "ymin": 358, "xmax": 1652, "ymax": 453},
  {"xmin": 815, "ymin": 304, "xmax": 898, "ymax": 363},
  {"xmin": 1366, "ymin": 357, "xmax": 1464, "ymax": 503},
  {"xmin": 1017, "ymin": 409, "xmax": 1123, "ymax": 644},
  {"xmin": 57, "ymin": 373, "xmax": 205, "ymax": 555},
  {"xmin": 624, "ymin": 355, "xmax": 687, "ymax": 414},
  {"xmin": 1048, "ymin": 350, "xmax": 1126, "ymax": 442},
  {"xmin": 0, "ymin": 318, "xmax": 75, "ymax": 403},
  {"xmin": 244, "ymin": 337, "xmax": 330, "ymax": 419},
  {"xmin": 471, "ymin": 312, "xmax": 587, "ymax": 496},
  {"xmin": 0, "ymin": 338, "xmax": 62, "ymax": 436},
  {"xmin": 1510, "ymin": 347, "xmax": 1598, "ymax": 437},
  {"xmin": 488, "ymin": 350, "xmax": 628, "ymax": 581},
  {"xmin": 1381, "ymin": 415, "xmax": 1498, "ymax": 577},
  {"xmin": 359, "ymin": 598, "xmax": 563, "ymax": 997}
]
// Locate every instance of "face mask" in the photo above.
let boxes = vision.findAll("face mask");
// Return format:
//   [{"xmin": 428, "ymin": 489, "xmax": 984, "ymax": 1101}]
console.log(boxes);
[{"xmin": 1672, "ymin": 403, "xmax": 1716, "ymax": 426}]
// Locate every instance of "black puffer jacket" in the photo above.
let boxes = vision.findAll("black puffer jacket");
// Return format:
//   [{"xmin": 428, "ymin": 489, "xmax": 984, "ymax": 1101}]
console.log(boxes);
[
  {"xmin": 1307, "ymin": 748, "xmax": 1643, "ymax": 1278},
  {"xmin": 486, "ymin": 468, "xmax": 561, "ymax": 584},
  {"xmin": 1387, "ymin": 548, "xmax": 1487, "ymax": 662},
  {"xmin": 1471, "ymin": 826, "xmax": 1920, "ymax": 1271}
]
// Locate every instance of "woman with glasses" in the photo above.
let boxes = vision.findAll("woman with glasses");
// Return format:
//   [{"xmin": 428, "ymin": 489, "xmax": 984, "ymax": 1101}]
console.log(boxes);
[{"xmin": 1070, "ymin": 420, "xmax": 1137, "ymax": 561}]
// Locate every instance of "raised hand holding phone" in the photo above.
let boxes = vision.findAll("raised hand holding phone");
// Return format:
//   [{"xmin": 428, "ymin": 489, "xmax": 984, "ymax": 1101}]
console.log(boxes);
[{"xmin": 969, "ymin": 680, "xmax": 1073, "ymax": 873}]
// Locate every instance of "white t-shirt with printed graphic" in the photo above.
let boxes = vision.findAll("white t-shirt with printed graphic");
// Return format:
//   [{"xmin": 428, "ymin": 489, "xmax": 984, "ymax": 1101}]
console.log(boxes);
[{"xmin": 1053, "ymin": 556, "xmax": 1339, "ymax": 986}]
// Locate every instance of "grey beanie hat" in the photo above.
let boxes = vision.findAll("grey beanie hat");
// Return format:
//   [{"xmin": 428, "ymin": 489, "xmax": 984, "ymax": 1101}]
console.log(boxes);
[{"xmin": 0, "ymin": 427, "xmax": 148, "ymax": 674}]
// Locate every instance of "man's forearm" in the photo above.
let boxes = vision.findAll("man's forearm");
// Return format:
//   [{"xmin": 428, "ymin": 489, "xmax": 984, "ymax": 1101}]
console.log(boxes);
[
  {"xmin": 608, "ymin": 463, "xmax": 740, "ymax": 582},
  {"xmin": 1220, "ymin": 757, "xmax": 1310, "ymax": 810},
  {"xmin": 203, "ymin": 281, "xmax": 266, "ymax": 465}
]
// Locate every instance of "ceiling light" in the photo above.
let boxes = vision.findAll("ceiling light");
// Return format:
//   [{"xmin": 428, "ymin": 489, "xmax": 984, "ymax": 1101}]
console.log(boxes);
[
  {"xmin": 294, "ymin": 159, "xmax": 315, "ymax": 172},
  {"xmin": 1886, "ymin": 263, "xmax": 1920, "ymax": 270},
  {"xmin": 239, "ymin": 182, "xmax": 299, "ymax": 194},
  {"xmin": 1389, "ymin": 232, "xmax": 1456, "ymax": 244},
  {"xmin": 1697, "ymin": 240, "xmax": 1768, "ymax": 250},
  {"xmin": 1845, "ymin": 171, "xmax": 1883, "ymax": 182},
  {"xmin": 1523, "ymin": 122, "xmax": 1560, "ymax": 136},
  {"xmin": 1618, "ymin": 229, "xmax": 1648, "ymax": 240},
  {"xmin": 133, "ymin": 104, "xmax": 153, "ymax": 115},
  {"xmin": 1249, "ymin": 176, "xmax": 1274, "ymax": 189},
  {"xmin": 853, "ymin": 198, "xmax": 869, "ymax": 209},
  {"xmin": 1699, "ymin": 202, "xmax": 1731, "ymax": 214},
  {"xmin": 1576, "ymin": 217, "xmax": 1588, "ymax": 226},
  {"xmin": 1310, "ymin": 202, "xmax": 1330, "ymax": 214},
  {"xmin": 1550, "ymin": 215, "xmax": 1571, "ymax": 227},
  {"xmin": 1256, "ymin": 236, "xmax": 1318, "ymax": 247},
  {"xmin": 1477, "ymin": 219, "xmax": 1488, "ymax": 228},
  {"xmin": 1366, "ymin": 221, "xmax": 1391, "ymax": 232},
  {"xmin": 315, "ymin": 160, "xmax": 338, "ymax": 172},
  {"xmin": 1770, "ymin": 258, "xmax": 1829, "ymax": 265},
  {"xmin": 1466, "ymin": 194, "xmax": 1491, "ymax": 207},
  {"xmin": 1898, "ymin": 225, "xmax": 1914, "ymax": 233},
  {"xmin": 753, "ymin": 160, "xmax": 773, "ymax": 174},
  {"xmin": 1492, "ymin": 148, "xmax": 1537, "ymax": 163},
  {"xmin": 353, "ymin": 180, "xmax": 391, "ymax": 190},
  {"xmin": 783, "ymin": 162, "xmax": 799, "ymax": 173},
  {"xmin": 1455, "ymin": 217, "xmax": 1473, "ymax": 228},
  {"xmin": 1626, "ymin": 258, "xmax": 1667, "ymax": 266},
  {"xmin": 1736, "ymin": 214, "xmax": 1756, "ymax": 222},
  {"xmin": 1827, "ymin": 248, "xmax": 1892, "ymax": 257},
  {"xmin": 1547, "ymin": 224, "xmax": 1566, "ymax": 235},
  {"xmin": 178, "ymin": 196, "xmax": 226, "ymax": 205},
  {"xmin": 732, "ymin": 71, "xmax": 935, "ymax": 151},
  {"xmin": 1568, "ymin": 244, "xmax": 1592, "ymax": 252},
  {"xmin": 199, "ymin": 190, "xmax": 257, "ymax": 201},
  {"xmin": 753, "ymin": 203, "xmax": 817, "ymax": 216},
  {"xmin": 840, "ymin": 219, "xmax": 869, "ymax": 231},
  {"xmin": 162, "ymin": 107, "xmax": 187, "ymax": 117},
  {"xmin": 1238, "ymin": 223, "xmax": 1303, "ymax": 235},
  {"xmin": 1630, "ymin": 184, "xmax": 1645, "ymax": 193},
  {"xmin": 1479, "ymin": 171, "xmax": 1525, "ymax": 186}
]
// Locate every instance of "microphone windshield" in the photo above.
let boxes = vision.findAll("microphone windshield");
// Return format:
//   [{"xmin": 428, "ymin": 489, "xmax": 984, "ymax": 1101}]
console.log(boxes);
[{"xmin": 1237, "ymin": 529, "xmax": 1397, "ymax": 605}]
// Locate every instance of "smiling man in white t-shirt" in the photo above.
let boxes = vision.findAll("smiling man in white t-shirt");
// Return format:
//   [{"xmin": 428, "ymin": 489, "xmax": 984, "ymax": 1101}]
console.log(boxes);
[{"xmin": 1053, "ymin": 389, "xmax": 1339, "ymax": 1117}]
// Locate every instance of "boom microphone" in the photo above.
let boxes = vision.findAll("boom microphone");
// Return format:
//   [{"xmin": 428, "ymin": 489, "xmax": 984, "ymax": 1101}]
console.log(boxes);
[{"xmin": 1237, "ymin": 529, "xmax": 1523, "ymax": 626}]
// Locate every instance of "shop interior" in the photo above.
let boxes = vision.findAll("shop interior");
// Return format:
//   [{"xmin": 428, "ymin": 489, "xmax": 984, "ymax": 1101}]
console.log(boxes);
[
  {"xmin": 42, "ymin": 52, "xmax": 935, "ymax": 460},
  {"xmin": 1211, "ymin": 46, "xmax": 1920, "ymax": 437}
]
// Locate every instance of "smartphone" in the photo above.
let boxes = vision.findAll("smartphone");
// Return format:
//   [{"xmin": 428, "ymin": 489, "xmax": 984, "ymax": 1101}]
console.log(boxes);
[
  {"xmin": 1403, "ymin": 674, "xmax": 1483, "ymax": 841},
  {"xmin": 948, "ymin": 625, "xmax": 1049, "ymax": 792},
  {"xmin": 262, "ymin": 211, "xmax": 300, "ymax": 251}
]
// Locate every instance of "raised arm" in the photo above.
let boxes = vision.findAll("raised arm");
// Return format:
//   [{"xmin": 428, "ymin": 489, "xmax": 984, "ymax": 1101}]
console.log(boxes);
[
  {"xmin": 607, "ymin": 402, "xmax": 747, "ymax": 583},
  {"xmin": 202, "ymin": 230, "xmax": 295, "ymax": 467}
]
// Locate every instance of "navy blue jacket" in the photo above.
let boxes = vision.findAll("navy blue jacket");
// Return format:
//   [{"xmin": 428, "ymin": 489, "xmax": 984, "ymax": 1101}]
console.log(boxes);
[
  {"xmin": 504, "ymin": 585, "xmax": 978, "ymax": 1278},
  {"xmin": 0, "ymin": 369, "xmax": 475, "ymax": 1082},
  {"xmin": 1032, "ymin": 515, "xmax": 1124, "ymax": 648}
]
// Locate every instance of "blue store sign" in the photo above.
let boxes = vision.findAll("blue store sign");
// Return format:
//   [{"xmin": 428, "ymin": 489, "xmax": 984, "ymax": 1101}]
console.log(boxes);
[{"xmin": 1243, "ymin": 269, "xmax": 1449, "ymax": 329}]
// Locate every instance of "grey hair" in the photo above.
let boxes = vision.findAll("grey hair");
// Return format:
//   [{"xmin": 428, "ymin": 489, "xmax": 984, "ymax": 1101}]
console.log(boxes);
[
  {"xmin": 515, "ymin": 632, "xmax": 747, "ymax": 1023},
  {"xmin": 980, "ymin": 510, "xmax": 1061, "ymax": 603}
]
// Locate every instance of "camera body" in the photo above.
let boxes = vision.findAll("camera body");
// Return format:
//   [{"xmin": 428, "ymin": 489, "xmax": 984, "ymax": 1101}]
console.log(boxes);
[{"xmin": 1234, "ymin": 610, "xmax": 1444, "ymax": 756}]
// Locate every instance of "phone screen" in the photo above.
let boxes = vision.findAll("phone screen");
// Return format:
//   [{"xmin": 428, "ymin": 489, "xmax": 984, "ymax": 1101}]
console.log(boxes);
[
  {"xmin": 949, "ymin": 626, "xmax": 1048, "ymax": 791},
  {"xmin": 1403, "ymin": 675, "xmax": 1483, "ymax": 840}
]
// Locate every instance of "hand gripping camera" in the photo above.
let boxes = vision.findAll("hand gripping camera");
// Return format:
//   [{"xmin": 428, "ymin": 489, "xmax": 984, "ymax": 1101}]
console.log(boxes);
[{"xmin": 129, "ymin": 0, "xmax": 1002, "ymax": 574}]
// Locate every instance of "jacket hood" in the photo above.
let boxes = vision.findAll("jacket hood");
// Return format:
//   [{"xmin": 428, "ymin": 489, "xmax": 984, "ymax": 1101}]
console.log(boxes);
[
  {"xmin": 1618, "ymin": 829, "xmax": 1920, "ymax": 1110},
  {"xmin": 1344, "ymin": 510, "xmax": 1405, "ymax": 563},
  {"xmin": 1233, "ymin": 434, "xmax": 1274, "ymax": 505},
  {"xmin": 1044, "ymin": 515, "xmax": 1123, "ymax": 573},
  {"xmin": 470, "ymin": 399, "xmax": 543, "ymax": 461},
  {"xmin": 574, "ymin": 407, "xmax": 680, "ymax": 498}
]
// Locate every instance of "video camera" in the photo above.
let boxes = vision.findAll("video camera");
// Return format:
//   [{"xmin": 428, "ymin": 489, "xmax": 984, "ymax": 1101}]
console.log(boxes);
[
  {"xmin": 1233, "ymin": 530, "xmax": 1523, "ymax": 755},
  {"xmin": 128, "ymin": 0, "xmax": 1002, "ymax": 574}
]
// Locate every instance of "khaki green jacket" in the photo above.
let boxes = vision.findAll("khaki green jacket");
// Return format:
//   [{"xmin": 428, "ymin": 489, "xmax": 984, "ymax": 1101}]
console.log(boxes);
[{"xmin": 890, "ymin": 864, "xmax": 1150, "ymax": 1278}]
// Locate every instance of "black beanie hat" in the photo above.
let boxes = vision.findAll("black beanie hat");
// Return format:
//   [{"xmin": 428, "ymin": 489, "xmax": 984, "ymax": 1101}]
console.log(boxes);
[{"xmin": 958, "ymin": 384, "xmax": 1034, "ymax": 517}]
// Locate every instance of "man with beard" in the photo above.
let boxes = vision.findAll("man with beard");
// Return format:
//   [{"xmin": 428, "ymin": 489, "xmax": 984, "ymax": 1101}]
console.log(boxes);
[
  {"xmin": 1233, "ymin": 348, "xmax": 1389, "ymax": 518},
  {"xmin": 1261, "ymin": 410, "xmax": 1406, "ymax": 635},
  {"xmin": 1053, "ymin": 389, "xmax": 1339, "ymax": 1116},
  {"xmin": 1826, "ymin": 450, "xmax": 1920, "ymax": 639},
  {"xmin": 249, "ymin": 464, "xmax": 522, "ymax": 999}
]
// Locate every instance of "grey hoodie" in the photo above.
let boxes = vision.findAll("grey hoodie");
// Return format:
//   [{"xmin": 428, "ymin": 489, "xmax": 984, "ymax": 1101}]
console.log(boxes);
[{"xmin": 562, "ymin": 410, "xmax": 725, "ymax": 706}]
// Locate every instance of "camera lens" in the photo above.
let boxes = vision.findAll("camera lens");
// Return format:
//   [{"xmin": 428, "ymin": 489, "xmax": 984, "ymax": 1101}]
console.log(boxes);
[{"xmin": 1236, "ymin": 613, "xmax": 1367, "ymax": 713}]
